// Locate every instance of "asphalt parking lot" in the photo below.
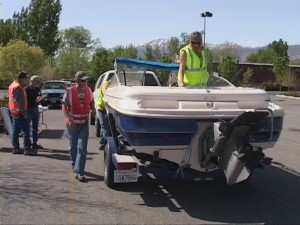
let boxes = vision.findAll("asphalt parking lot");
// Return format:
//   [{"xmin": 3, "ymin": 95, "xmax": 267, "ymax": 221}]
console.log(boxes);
[{"xmin": 0, "ymin": 93, "xmax": 300, "ymax": 224}]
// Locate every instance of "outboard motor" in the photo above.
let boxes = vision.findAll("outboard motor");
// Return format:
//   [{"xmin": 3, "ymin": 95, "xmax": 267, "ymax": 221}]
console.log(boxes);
[{"xmin": 202, "ymin": 111, "xmax": 269, "ymax": 185}]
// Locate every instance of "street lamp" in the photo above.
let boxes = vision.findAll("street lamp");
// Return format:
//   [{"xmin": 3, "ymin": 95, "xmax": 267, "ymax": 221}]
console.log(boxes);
[{"xmin": 200, "ymin": 11, "xmax": 213, "ymax": 47}]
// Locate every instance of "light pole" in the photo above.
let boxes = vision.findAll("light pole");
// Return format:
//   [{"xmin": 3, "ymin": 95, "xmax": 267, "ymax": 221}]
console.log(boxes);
[{"xmin": 200, "ymin": 11, "xmax": 213, "ymax": 47}]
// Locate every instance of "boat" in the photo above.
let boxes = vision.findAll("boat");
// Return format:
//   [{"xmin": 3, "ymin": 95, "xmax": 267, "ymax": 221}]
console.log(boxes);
[{"xmin": 102, "ymin": 57, "xmax": 284, "ymax": 188}]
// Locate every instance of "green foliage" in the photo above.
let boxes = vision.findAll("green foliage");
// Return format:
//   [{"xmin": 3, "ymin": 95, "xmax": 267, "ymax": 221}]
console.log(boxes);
[
  {"xmin": 211, "ymin": 42, "xmax": 240, "ymax": 63},
  {"xmin": 217, "ymin": 56, "xmax": 237, "ymax": 82},
  {"xmin": 268, "ymin": 39, "xmax": 289, "ymax": 58},
  {"xmin": 60, "ymin": 26, "xmax": 93, "ymax": 49},
  {"xmin": 246, "ymin": 39, "xmax": 289, "ymax": 64},
  {"xmin": 246, "ymin": 48, "xmax": 276, "ymax": 63},
  {"xmin": 242, "ymin": 67, "xmax": 253, "ymax": 86},
  {"xmin": 273, "ymin": 56, "xmax": 290, "ymax": 82},
  {"xmin": 10, "ymin": 0, "xmax": 62, "ymax": 56},
  {"xmin": 89, "ymin": 47, "xmax": 113, "ymax": 77},
  {"xmin": 0, "ymin": 19, "xmax": 14, "ymax": 46},
  {"xmin": 281, "ymin": 70, "xmax": 299, "ymax": 91},
  {"xmin": 0, "ymin": 40, "xmax": 46, "ymax": 82},
  {"xmin": 55, "ymin": 48, "xmax": 89, "ymax": 78},
  {"xmin": 166, "ymin": 37, "xmax": 180, "ymax": 61}
]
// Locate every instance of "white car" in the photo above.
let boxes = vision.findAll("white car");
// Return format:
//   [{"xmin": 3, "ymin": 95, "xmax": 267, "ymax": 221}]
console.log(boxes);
[{"xmin": 40, "ymin": 80, "xmax": 67, "ymax": 108}]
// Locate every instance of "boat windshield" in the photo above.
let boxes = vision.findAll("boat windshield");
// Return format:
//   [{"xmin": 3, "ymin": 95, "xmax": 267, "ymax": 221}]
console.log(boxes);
[
  {"xmin": 114, "ymin": 70, "xmax": 159, "ymax": 87},
  {"xmin": 207, "ymin": 73, "xmax": 235, "ymax": 87}
]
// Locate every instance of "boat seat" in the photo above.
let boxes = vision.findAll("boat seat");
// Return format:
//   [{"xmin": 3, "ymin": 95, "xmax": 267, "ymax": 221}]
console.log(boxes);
[{"xmin": 142, "ymin": 74, "xmax": 159, "ymax": 86}]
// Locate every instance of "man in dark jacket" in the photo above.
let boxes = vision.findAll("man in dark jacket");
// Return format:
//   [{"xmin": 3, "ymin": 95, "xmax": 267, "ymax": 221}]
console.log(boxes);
[{"xmin": 25, "ymin": 75, "xmax": 43, "ymax": 154}]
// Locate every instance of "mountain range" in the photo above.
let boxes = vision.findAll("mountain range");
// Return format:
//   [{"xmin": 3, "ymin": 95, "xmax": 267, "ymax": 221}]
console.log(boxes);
[{"xmin": 135, "ymin": 39, "xmax": 300, "ymax": 63}]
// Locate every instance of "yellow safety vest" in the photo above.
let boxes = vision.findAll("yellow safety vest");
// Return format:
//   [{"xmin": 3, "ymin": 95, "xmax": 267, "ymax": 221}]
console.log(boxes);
[
  {"xmin": 178, "ymin": 45, "xmax": 208, "ymax": 86},
  {"xmin": 96, "ymin": 81, "xmax": 109, "ymax": 110}
]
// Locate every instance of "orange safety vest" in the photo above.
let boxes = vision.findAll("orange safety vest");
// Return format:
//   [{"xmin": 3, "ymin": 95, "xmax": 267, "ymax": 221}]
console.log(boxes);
[
  {"xmin": 67, "ymin": 85, "xmax": 92, "ymax": 125},
  {"xmin": 8, "ymin": 81, "xmax": 28, "ymax": 115}
]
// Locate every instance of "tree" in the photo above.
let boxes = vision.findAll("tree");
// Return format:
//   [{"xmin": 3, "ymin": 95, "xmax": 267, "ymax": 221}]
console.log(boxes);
[
  {"xmin": 273, "ymin": 56, "xmax": 289, "ymax": 91},
  {"xmin": 12, "ymin": 0, "xmax": 62, "ymax": 56},
  {"xmin": 217, "ymin": 56, "xmax": 237, "ymax": 82},
  {"xmin": 268, "ymin": 39, "xmax": 289, "ymax": 58},
  {"xmin": 0, "ymin": 40, "xmax": 46, "ymax": 82},
  {"xmin": 246, "ymin": 48, "xmax": 276, "ymax": 63},
  {"xmin": 242, "ymin": 67, "xmax": 253, "ymax": 86},
  {"xmin": 60, "ymin": 26, "xmax": 94, "ymax": 49},
  {"xmin": 281, "ymin": 70, "xmax": 299, "ymax": 92},
  {"xmin": 55, "ymin": 48, "xmax": 90, "ymax": 78},
  {"xmin": 0, "ymin": 19, "xmax": 14, "ymax": 46},
  {"xmin": 144, "ymin": 45, "xmax": 155, "ymax": 60},
  {"xmin": 89, "ymin": 47, "xmax": 113, "ymax": 77},
  {"xmin": 211, "ymin": 42, "xmax": 240, "ymax": 63},
  {"xmin": 166, "ymin": 37, "xmax": 180, "ymax": 62}
]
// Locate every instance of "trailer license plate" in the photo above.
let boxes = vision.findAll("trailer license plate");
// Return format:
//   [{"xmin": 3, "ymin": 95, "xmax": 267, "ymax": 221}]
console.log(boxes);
[{"xmin": 114, "ymin": 170, "xmax": 138, "ymax": 183}]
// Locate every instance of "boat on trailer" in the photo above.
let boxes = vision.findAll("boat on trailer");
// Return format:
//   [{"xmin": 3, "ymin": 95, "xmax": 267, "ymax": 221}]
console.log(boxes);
[{"xmin": 102, "ymin": 57, "xmax": 284, "ymax": 188}]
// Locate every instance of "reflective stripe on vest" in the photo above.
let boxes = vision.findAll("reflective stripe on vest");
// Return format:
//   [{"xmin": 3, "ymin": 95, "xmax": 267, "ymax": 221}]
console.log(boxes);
[
  {"xmin": 179, "ymin": 45, "xmax": 209, "ymax": 86},
  {"xmin": 67, "ymin": 85, "xmax": 92, "ymax": 125},
  {"xmin": 8, "ymin": 81, "xmax": 27, "ymax": 115}
]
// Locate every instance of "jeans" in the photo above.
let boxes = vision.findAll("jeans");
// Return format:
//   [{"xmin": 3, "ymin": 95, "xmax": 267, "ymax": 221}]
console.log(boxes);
[
  {"xmin": 12, "ymin": 115, "xmax": 31, "ymax": 150},
  {"xmin": 27, "ymin": 106, "xmax": 40, "ymax": 145},
  {"xmin": 65, "ymin": 121, "xmax": 89, "ymax": 175},
  {"xmin": 96, "ymin": 109, "xmax": 111, "ymax": 146}
]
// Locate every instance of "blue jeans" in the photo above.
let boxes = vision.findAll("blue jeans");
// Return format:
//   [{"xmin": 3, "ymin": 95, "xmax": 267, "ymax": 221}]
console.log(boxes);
[
  {"xmin": 27, "ymin": 106, "xmax": 40, "ymax": 145},
  {"xmin": 96, "ymin": 110, "xmax": 111, "ymax": 145},
  {"xmin": 65, "ymin": 121, "xmax": 89, "ymax": 175},
  {"xmin": 12, "ymin": 115, "xmax": 31, "ymax": 150}
]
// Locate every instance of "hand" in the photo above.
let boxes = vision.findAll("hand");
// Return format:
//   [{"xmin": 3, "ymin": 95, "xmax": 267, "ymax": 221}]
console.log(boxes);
[{"xmin": 36, "ymin": 96, "xmax": 43, "ymax": 102}]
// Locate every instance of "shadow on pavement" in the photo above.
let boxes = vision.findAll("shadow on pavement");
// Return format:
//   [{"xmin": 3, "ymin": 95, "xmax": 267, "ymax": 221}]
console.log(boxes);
[{"xmin": 38, "ymin": 129, "xmax": 65, "ymax": 139}]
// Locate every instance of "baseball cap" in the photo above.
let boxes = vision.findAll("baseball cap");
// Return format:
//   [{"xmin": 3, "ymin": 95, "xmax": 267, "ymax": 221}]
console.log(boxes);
[
  {"xmin": 75, "ymin": 71, "xmax": 89, "ymax": 81},
  {"xmin": 30, "ymin": 75, "xmax": 42, "ymax": 84},
  {"xmin": 17, "ymin": 71, "xmax": 29, "ymax": 79}
]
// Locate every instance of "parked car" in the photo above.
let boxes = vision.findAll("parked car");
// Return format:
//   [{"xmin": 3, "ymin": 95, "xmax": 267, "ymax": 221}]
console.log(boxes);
[{"xmin": 40, "ymin": 80, "xmax": 67, "ymax": 108}]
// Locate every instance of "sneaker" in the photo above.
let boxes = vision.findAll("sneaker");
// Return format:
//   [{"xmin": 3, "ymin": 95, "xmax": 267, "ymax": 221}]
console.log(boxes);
[
  {"xmin": 12, "ymin": 148, "xmax": 24, "ymax": 154},
  {"xmin": 75, "ymin": 174, "xmax": 86, "ymax": 182},
  {"xmin": 32, "ymin": 143, "xmax": 44, "ymax": 149},
  {"xmin": 31, "ymin": 148, "xmax": 38, "ymax": 156},
  {"xmin": 98, "ymin": 144, "xmax": 105, "ymax": 150},
  {"xmin": 24, "ymin": 149, "xmax": 32, "ymax": 156}
]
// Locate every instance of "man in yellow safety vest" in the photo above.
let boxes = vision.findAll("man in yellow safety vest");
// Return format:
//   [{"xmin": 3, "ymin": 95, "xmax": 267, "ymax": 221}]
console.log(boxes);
[{"xmin": 177, "ymin": 31, "xmax": 209, "ymax": 87}]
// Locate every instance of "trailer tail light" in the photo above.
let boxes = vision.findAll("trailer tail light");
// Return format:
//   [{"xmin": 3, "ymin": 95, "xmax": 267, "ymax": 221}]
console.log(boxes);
[{"xmin": 117, "ymin": 163, "xmax": 137, "ymax": 170}]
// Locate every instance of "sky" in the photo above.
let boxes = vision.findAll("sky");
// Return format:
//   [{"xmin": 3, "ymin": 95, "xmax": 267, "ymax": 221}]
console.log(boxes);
[{"xmin": 1, "ymin": 0, "xmax": 299, "ymax": 49}]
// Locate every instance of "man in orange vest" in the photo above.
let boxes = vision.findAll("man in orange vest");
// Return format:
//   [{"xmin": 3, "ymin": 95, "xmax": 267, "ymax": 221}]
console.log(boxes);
[
  {"xmin": 8, "ymin": 71, "xmax": 32, "ymax": 155},
  {"xmin": 62, "ymin": 71, "xmax": 96, "ymax": 182}
]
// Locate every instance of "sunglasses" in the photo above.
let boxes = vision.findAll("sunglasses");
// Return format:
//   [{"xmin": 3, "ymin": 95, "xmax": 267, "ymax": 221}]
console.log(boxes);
[
  {"xmin": 191, "ymin": 41, "xmax": 201, "ymax": 45},
  {"xmin": 80, "ymin": 79, "xmax": 87, "ymax": 82}
]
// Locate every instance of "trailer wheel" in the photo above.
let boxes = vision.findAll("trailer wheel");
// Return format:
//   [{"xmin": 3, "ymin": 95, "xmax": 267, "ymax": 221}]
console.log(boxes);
[{"xmin": 104, "ymin": 137, "xmax": 116, "ymax": 188}]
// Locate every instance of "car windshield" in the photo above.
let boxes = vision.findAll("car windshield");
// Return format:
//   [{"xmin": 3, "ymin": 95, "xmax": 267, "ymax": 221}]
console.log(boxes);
[
  {"xmin": 43, "ymin": 82, "xmax": 66, "ymax": 89},
  {"xmin": 64, "ymin": 81, "xmax": 72, "ymax": 87}
]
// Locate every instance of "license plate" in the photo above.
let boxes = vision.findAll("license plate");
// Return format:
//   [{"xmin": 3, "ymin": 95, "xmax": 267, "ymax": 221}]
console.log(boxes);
[
  {"xmin": 50, "ymin": 98, "xmax": 57, "ymax": 103},
  {"xmin": 114, "ymin": 170, "xmax": 138, "ymax": 183}
]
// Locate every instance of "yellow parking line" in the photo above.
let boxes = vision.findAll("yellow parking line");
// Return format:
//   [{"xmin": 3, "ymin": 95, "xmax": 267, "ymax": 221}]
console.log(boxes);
[{"xmin": 67, "ymin": 172, "xmax": 77, "ymax": 223}]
